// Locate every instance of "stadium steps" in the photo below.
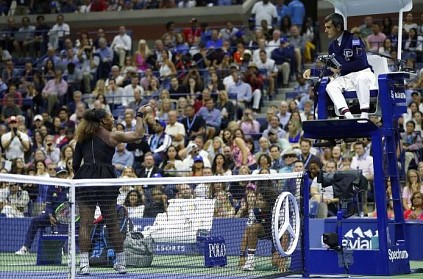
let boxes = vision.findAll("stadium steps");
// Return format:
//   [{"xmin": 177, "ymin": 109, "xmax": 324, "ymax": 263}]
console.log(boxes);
[
  {"xmin": 261, "ymin": 63, "xmax": 315, "ymax": 108},
  {"xmin": 263, "ymin": 85, "xmax": 296, "ymax": 108}
]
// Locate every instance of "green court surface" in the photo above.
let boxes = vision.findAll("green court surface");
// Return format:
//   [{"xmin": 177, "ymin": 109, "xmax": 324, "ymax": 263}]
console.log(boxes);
[
  {"xmin": 0, "ymin": 253, "xmax": 422, "ymax": 278},
  {"xmin": 0, "ymin": 253, "xmax": 281, "ymax": 278}
]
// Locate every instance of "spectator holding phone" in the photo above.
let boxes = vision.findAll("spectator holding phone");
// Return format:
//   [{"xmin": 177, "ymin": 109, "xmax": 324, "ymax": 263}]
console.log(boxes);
[
  {"xmin": 1, "ymin": 116, "xmax": 30, "ymax": 161},
  {"xmin": 43, "ymin": 135, "xmax": 61, "ymax": 164}
]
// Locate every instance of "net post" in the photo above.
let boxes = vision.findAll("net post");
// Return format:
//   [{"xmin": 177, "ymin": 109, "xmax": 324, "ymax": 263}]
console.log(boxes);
[
  {"xmin": 69, "ymin": 181, "xmax": 76, "ymax": 279},
  {"xmin": 302, "ymin": 172, "xmax": 310, "ymax": 278}
]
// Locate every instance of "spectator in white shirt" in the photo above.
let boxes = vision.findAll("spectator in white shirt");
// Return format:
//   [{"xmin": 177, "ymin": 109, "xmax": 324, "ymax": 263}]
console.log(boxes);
[
  {"xmin": 106, "ymin": 78, "xmax": 124, "ymax": 106},
  {"xmin": 123, "ymin": 190, "xmax": 145, "ymax": 218},
  {"xmin": 267, "ymin": 30, "xmax": 282, "ymax": 53},
  {"xmin": 165, "ymin": 110, "xmax": 186, "ymax": 150},
  {"xmin": 111, "ymin": 26, "xmax": 132, "ymax": 67},
  {"xmin": 403, "ymin": 13, "xmax": 418, "ymax": 34},
  {"xmin": 351, "ymin": 141, "xmax": 374, "ymax": 180},
  {"xmin": 48, "ymin": 14, "xmax": 70, "ymax": 50},
  {"xmin": 1, "ymin": 116, "xmax": 30, "ymax": 161},
  {"xmin": 310, "ymin": 160, "xmax": 339, "ymax": 217},
  {"xmin": 256, "ymin": 50, "xmax": 278, "ymax": 99},
  {"xmin": 79, "ymin": 0, "xmax": 92, "ymax": 13},
  {"xmin": 252, "ymin": 38, "xmax": 270, "ymax": 64},
  {"xmin": 1, "ymin": 182, "xmax": 29, "ymax": 217},
  {"xmin": 251, "ymin": 0, "xmax": 277, "ymax": 29},
  {"xmin": 122, "ymin": 75, "xmax": 144, "ymax": 107},
  {"xmin": 350, "ymin": 141, "xmax": 374, "ymax": 214},
  {"xmin": 182, "ymin": 142, "xmax": 211, "ymax": 170}
]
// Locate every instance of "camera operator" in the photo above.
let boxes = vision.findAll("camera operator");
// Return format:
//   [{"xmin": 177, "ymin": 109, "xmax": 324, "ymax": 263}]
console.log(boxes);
[
  {"xmin": 310, "ymin": 160, "xmax": 339, "ymax": 217},
  {"xmin": 304, "ymin": 13, "xmax": 375, "ymax": 119},
  {"xmin": 1, "ymin": 116, "xmax": 30, "ymax": 161}
]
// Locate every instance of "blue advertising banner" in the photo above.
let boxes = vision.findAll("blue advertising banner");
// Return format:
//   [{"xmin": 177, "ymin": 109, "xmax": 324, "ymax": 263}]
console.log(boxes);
[
  {"xmin": 204, "ymin": 237, "xmax": 227, "ymax": 267},
  {"xmin": 1, "ymin": 218, "xmax": 422, "ymax": 260}
]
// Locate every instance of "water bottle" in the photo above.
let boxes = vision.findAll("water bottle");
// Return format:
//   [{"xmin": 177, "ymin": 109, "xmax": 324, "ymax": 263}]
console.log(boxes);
[
  {"xmin": 107, "ymin": 249, "xmax": 115, "ymax": 265},
  {"xmin": 371, "ymin": 235, "xmax": 379, "ymax": 249}
]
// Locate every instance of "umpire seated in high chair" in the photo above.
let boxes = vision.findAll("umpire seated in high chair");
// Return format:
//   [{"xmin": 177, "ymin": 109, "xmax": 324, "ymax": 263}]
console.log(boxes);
[
  {"xmin": 303, "ymin": 13, "xmax": 376, "ymax": 120},
  {"xmin": 15, "ymin": 167, "xmax": 70, "ymax": 255}
]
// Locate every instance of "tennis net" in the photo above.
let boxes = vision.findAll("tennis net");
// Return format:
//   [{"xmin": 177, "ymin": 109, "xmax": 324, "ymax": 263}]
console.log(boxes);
[{"xmin": 0, "ymin": 172, "xmax": 307, "ymax": 278}]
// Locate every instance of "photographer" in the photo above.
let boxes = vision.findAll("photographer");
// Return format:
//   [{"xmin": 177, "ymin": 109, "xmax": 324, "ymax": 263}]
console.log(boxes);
[
  {"xmin": 1, "ymin": 116, "xmax": 30, "ymax": 161},
  {"xmin": 42, "ymin": 135, "xmax": 60, "ymax": 164},
  {"xmin": 77, "ymin": 40, "xmax": 99, "ymax": 94},
  {"xmin": 237, "ymin": 108, "xmax": 260, "ymax": 135},
  {"xmin": 304, "ymin": 13, "xmax": 375, "ymax": 119}
]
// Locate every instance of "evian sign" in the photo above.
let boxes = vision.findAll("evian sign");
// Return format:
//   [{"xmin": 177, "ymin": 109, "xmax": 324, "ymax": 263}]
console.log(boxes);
[{"xmin": 342, "ymin": 227, "xmax": 377, "ymax": 250}]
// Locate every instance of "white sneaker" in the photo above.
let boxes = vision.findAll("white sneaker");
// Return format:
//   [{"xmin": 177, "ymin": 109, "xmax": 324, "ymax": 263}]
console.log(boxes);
[
  {"xmin": 15, "ymin": 246, "xmax": 29, "ymax": 256},
  {"xmin": 242, "ymin": 262, "xmax": 254, "ymax": 271},
  {"xmin": 113, "ymin": 263, "xmax": 127, "ymax": 274},
  {"xmin": 77, "ymin": 265, "xmax": 90, "ymax": 276}
]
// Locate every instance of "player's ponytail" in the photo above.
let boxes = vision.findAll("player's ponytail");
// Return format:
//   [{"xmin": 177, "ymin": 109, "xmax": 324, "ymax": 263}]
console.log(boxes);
[{"xmin": 75, "ymin": 109, "xmax": 107, "ymax": 142}]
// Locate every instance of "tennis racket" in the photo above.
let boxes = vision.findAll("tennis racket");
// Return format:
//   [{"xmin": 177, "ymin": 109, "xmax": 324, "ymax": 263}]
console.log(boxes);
[{"xmin": 55, "ymin": 202, "xmax": 80, "ymax": 225}]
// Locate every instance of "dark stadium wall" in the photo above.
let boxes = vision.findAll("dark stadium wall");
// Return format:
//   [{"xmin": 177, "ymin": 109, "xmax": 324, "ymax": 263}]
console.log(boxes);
[
  {"xmin": 0, "ymin": 0, "xmax": 421, "ymax": 51},
  {"xmin": 0, "ymin": 5, "xmax": 251, "ymax": 30},
  {"xmin": 0, "ymin": 4, "xmax": 251, "ymax": 50},
  {"xmin": 0, "ymin": 0, "xmax": 422, "ymax": 29}
]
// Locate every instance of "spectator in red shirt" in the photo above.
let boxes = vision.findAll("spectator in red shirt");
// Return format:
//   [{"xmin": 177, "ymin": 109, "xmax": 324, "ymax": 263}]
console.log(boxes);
[
  {"xmin": 2, "ymin": 83, "xmax": 23, "ymax": 107},
  {"xmin": 1, "ymin": 95, "xmax": 22, "ymax": 122},
  {"xmin": 243, "ymin": 63, "xmax": 263, "ymax": 112},
  {"xmin": 183, "ymin": 18, "xmax": 202, "ymax": 46},
  {"xmin": 91, "ymin": 0, "xmax": 108, "ymax": 12},
  {"xmin": 404, "ymin": 192, "xmax": 423, "ymax": 220}
]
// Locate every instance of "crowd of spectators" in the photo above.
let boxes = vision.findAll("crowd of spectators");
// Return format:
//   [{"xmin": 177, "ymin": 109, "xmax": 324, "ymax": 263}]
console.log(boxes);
[
  {"xmin": 1, "ymin": 0, "xmax": 243, "ymax": 15},
  {"xmin": 352, "ymin": 13, "xmax": 423, "ymax": 66},
  {"xmin": 0, "ymin": 1, "xmax": 422, "ymax": 222}
]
